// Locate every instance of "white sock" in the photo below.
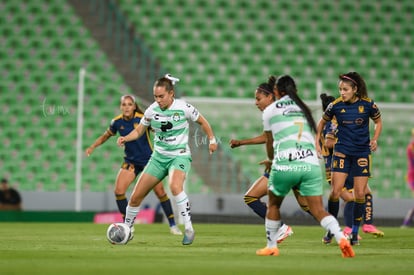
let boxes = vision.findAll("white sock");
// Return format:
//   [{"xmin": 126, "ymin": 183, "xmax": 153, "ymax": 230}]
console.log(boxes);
[
  {"xmin": 125, "ymin": 205, "xmax": 140, "ymax": 228},
  {"xmin": 174, "ymin": 191, "xmax": 193, "ymax": 232},
  {"xmin": 320, "ymin": 215, "xmax": 345, "ymax": 243},
  {"xmin": 265, "ymin": 218, "xmax": 281, "ymax": 248}
]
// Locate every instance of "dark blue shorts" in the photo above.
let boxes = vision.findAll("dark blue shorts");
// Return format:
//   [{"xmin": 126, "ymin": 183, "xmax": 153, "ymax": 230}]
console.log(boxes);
[
  {"xmin": 331, "ymin": 151, "xmax": 371, "ymax": 177},
  {"xmin": 121, "ymin": 161, "xmax": 145, "ymax": 177}
]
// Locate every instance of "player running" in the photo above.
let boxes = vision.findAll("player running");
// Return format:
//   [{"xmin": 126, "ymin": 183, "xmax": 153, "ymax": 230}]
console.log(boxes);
[
  {"xmin": 86, "ymin": 94, "xmax": 182, "ymax": 235},
  {"xmin": 118, "ymin": 74, "xmax": 217, "ymax": 245},
  {"xmin": 256, "ymin": 75, "xmax": 354, "ymax": 258}
]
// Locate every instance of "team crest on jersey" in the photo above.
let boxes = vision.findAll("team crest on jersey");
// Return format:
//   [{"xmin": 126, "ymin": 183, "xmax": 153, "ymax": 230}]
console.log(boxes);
[
  {"xmin": 358, "ymin": 106, "xmax": 364, "ymax": 113},
  {"xmin": 172, "ymin": 113, "xmax": 180, "ymax": 121}
]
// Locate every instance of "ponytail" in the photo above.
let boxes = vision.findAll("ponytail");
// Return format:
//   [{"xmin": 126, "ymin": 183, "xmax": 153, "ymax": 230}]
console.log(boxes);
[{"xmin": 275, "ymin": 75, "xmax": 317, "ymax": 132}]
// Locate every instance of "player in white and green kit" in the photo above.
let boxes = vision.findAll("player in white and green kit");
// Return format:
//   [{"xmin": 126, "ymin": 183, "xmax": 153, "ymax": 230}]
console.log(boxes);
[
  {"xmin": 118, "ymin": 74, "xmax": 218, "ymax": 245},
  {"xmin": 256, "ymin": 75, "xmax": 354, "ymax": 258}
]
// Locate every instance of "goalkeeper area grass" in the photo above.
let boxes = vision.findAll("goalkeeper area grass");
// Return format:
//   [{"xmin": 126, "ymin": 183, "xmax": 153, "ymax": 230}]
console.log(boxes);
[{"xmin": 1, "ymin": 222, "xmax": 413, "ymax": 274}]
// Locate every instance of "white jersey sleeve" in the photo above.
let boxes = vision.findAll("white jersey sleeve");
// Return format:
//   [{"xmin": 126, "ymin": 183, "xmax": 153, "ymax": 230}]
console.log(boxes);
[{"xmin": 141, "ymin": 102, "xmax": 158, "ymax": 126}]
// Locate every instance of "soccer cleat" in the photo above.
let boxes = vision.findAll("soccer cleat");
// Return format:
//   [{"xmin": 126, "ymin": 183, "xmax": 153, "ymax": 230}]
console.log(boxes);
[
  {"xmin": 276, "ymin": 224, "xmax": 293, "ymax": 243},
  {"xmin": 343, "ymin": 227, "xmax": 362, "ymax": 240},
  {"xmin": 170, "ymin": 225, "xmax": 183, "ymax": 235},
  {"xmin": 182, "ymin": 229, "xmax": 195, "ymax": 245},
  {"xmin": 256, "ymin": 247, "xmax": 280, "ymax": 256},
  {"xmin": 339, "ymin": 238, "xmax": 355, "ymax": 258},
  {"xmin": 362, "ymin": 224, "xmax": 384, "ymax": 237},
  {"xmin": 128, "ymin": 226, "xmax": 135, "ymax": 242},
  {"xmin": 322, "ymin": 231, "xmax": 333, "ymax": 244}
]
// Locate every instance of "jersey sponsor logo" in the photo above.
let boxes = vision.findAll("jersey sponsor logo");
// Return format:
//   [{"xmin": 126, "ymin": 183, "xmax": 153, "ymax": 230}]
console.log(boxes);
[
  {"xmin": 362, "ymin": 168, "xmax": 368, "ymax": 173},
  {"xmin": 275, "ymin": 100, "xmax": 295, "ymax": 108},
  {"xmin": 158, "ymin": 135, "xmax": 176, "ymax": 142},
  {"xmin": 160, "ymin": 121, "xmax": 173, "ymax": 132},
  {"xmin": 358, "ymin": 106, "xmax": 365, "ymax": 113},
  {"xmin": 120, "ymin": 126, "xmax": 125, "ymax": 130},
  {"xmin": 355, "ymin": 118, "xmax": 364, "ymax": 125},
  {"xmin": 357, "ymin": 158, "xmax": 368, "ymax": 167},
  {"xmin": 274, "ymin": 143, "xmax": 314, "ymax": 162},
  {"xmin": 340, "ymin": 109, "xmax": 346, "ymax": 113},
  {"xmin": 282, "ymin": 107, "xmax": 303, "ymax": 116}
]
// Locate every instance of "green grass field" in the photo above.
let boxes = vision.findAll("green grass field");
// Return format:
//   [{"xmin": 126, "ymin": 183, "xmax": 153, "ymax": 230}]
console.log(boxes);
[{"xmin": 1, "ymin": 223, "xmax": 413, "ymax": 275}]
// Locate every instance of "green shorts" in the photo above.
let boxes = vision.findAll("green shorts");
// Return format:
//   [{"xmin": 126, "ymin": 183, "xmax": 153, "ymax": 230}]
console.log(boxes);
[
  {"xmin": 142, "ymin": 152, "xmax": 192, "ymax": 180},
  {"xmin": 268, "ymin": 164, "xmax": 323, "ymax": 197}
]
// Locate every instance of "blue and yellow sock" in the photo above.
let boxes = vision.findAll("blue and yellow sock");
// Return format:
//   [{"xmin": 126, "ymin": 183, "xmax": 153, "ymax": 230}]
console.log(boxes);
[
  {"xmin": 352, "ymin": 198, "xmax": 366, "ymax": 235},
  {"xmin": 364, "ymin": 193, "xmax": 373, "ymax": 225},
  {"xmin": 159, "ymin": 194, "xmax": 176, "ymax": 227},
  {"xmin": 115, "ymin": 193, "xmax": 128, "ymax": 221},
  {"xmin": 244, "ymin": 195, "xmax": 267, "ymax": 219}
]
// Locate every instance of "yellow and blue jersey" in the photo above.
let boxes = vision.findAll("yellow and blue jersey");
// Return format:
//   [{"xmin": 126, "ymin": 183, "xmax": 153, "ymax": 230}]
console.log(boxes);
[
  {"xmin": 323, "ymin": 97, "xmax": 381, "ymax": 155},
  {"xmin": 108, "ymin": 112, "xmax": 153, "ymax": 166}
]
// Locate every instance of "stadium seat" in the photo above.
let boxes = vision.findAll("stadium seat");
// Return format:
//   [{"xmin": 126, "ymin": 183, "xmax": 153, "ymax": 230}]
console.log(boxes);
[
  {"xmin": 1, "ymin": 0, "xmax": 412, "ymax": 198},
  {"xmin": 0, "ymin": 0, "xmax": 136, "ymax": 192}
]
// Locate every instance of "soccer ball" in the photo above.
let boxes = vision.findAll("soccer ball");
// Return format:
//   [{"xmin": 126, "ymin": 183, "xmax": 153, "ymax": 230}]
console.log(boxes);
[{"xmin": 106, "ymin": 223, "xmax": 131, "ymax": 245}]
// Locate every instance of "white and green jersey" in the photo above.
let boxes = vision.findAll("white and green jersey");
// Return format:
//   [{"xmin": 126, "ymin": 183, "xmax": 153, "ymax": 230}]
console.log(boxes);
[
  {"xmin": 141, "ymin": 99, "xmax": 200, "ymax": 157},
  {"xmin": 262, "ymin": 95, "xmax": 319, "ymax": 170}
]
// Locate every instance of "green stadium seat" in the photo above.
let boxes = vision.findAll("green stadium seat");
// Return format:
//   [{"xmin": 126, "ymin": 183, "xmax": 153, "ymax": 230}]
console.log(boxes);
[{"xmin": 2, "ymin": 0, "xmax": 412, "ymax": 197}]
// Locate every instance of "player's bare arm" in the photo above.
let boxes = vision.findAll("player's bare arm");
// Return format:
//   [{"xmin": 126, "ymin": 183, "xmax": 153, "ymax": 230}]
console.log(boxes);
[
  {"xmin": 196, "ymin": 114, "xmax": 217, "ymax": 154},
  {"xmin": 315, "ymin": 118, "xmax": 327, "ymax": 156},
  {"xmin": 86, "ymin": 131, "xmax": 112, "ymax": 156},
  {"xmin": 117, "ymin": 123, "xmax": 148, "ymax": 146},
  {"xmin": 264, "ymin": 130, "xmax": 274, "ymax": 161},
  {"xmin": 229, "ymin": 132, "xmax": 267, "ymax": 148},
  {"xmin": 370, "ymin": 117, "xmax": 382, "ymax": 152}
]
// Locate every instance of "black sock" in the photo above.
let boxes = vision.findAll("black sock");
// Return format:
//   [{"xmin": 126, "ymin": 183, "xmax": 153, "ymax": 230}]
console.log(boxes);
[{"xmin": 328, "ymin": 198, "xmax": 340, "ymax": 218}]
